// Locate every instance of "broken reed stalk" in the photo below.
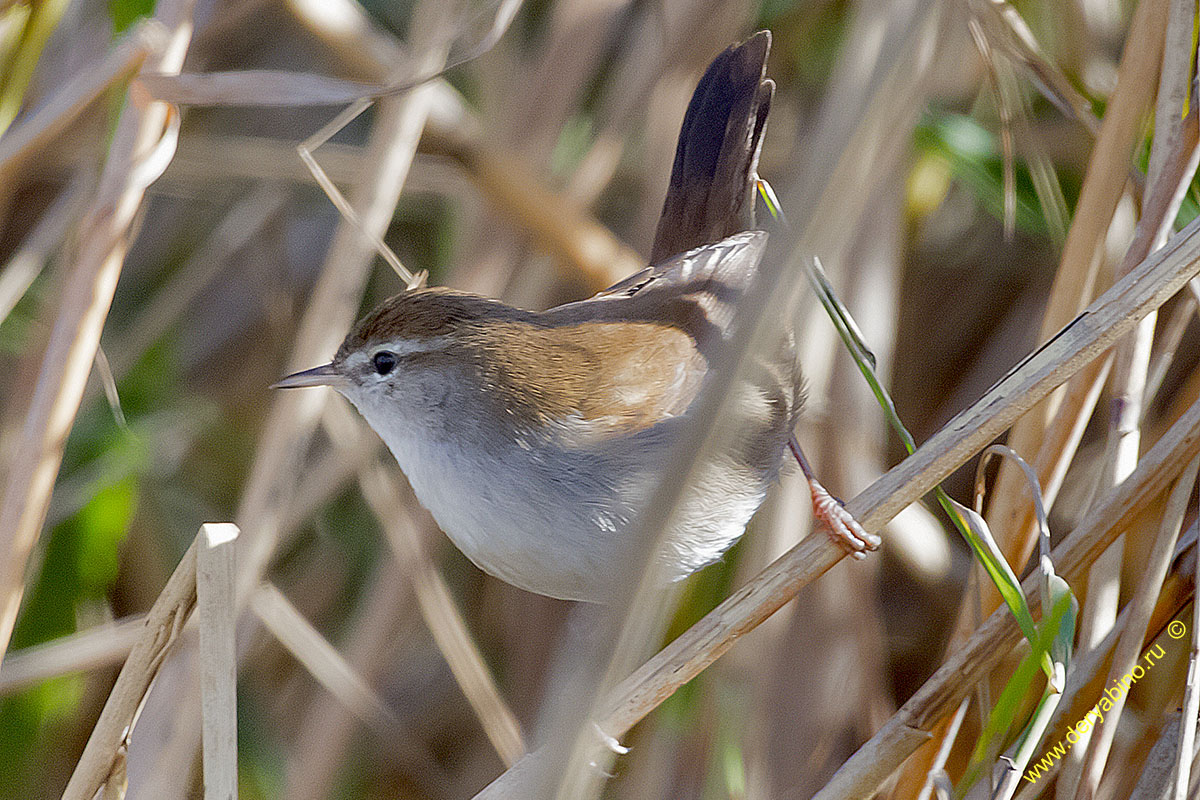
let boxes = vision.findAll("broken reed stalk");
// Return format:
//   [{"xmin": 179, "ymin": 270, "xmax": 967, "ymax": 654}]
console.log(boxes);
[
  {"xmin": 123, "ymin": 9, "xmax": 464, "ymax": 792},
  {"xmin": 61, "ymin": 527, "xmax": 203, "ymax": 800},
  {"xmin": 197, "ymin": 524, "xmax": 239, "ymax": 800}
]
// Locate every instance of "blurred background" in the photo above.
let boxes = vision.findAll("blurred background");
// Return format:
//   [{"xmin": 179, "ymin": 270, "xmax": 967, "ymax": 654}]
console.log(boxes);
[{"xmin": 1, "ymin": 0, "xmax": 1197, "ymax": 797}]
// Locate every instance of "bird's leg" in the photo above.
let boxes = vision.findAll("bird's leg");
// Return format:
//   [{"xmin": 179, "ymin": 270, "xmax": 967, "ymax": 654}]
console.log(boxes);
[{"xmin": 788, "ymin": 435, "xmax": 880, "ymax": 558}]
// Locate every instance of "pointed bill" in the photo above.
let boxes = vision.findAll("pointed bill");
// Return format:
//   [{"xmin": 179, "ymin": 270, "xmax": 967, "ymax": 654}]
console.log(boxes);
[{"xmin": 270, "ymin": 363, "xmax": 341, "ymax": 389}]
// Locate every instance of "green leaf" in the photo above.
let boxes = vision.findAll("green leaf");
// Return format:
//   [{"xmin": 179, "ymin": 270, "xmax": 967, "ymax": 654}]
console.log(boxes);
[
  {"xmin": 942, "ymin": 496, "xmax": 1038, "ymax": 651},
  {"xmin": 957, "ymin": 588, "xmax": 1074, "ymax": 798},
  {"xmin": 809, "ymin": 252, "xmax": 1051, "ymax": 666},
  {"xmin": 958, "ymin": 634, "xmax": 1043, "ymax": 797},
  {"xmin": 1044, "ymin": 570, "xmax": 1077, "ymax": 672},
  {"xmin": 108, "ymin": 0, "xmax": 157, "ymax": 34},
  {"xmin": 808, "ymin": 254, "xmax": 1061, "ymax": 693},
  {"xmin": 913, "ymin": 112, "xmax": 1073, "ymax": 238},
  {"xmin": 0, "ymin": 475, "xmax": 139, "ymax": 794},
  {"xmin": 806, "ymin": 245, "xmax": 1042, "ymax": 646},
  {"xmin": 756, "ymin": 178, "xmax": 788, "ymax": 230},
  {"xmin": 0, "ymin": 0, "xmax": 72, "ymax": 136}
]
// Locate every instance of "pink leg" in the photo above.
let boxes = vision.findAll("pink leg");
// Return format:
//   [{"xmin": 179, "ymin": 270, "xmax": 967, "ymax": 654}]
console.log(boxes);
[{"xmin": 788, "ymin": 436, "xmax": 880, "ymax": 558}]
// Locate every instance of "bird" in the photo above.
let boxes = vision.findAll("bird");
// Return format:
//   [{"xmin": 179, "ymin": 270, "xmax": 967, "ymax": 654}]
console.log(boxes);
[{"xmin": 273, "ymin": 31, "xmax": 878, "ymax": 602}]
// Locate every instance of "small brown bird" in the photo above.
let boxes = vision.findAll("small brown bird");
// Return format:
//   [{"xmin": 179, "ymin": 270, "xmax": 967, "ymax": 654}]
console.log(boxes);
[{"xmin": 275, "ymin": 31, "xmax": 877, "ymax": 601}]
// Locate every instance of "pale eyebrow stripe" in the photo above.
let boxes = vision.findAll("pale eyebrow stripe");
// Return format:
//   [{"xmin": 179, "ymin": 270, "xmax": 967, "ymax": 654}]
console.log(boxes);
[
  {"xmin": 343, "ymin": 336, "xmax": 455, "ymax": 370},
  {"xmin": 373, "ymin": 336, "xmax": 454, "ymax": 356}
]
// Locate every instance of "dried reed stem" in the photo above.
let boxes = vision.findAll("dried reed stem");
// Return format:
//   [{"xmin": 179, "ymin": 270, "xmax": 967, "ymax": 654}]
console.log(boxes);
[
  {"xmin": 0, "ymin": 616, "xmax": 142, "ymax": 695},
  {"xmin": 1064, "ymin": 9, "xmax": 1200, "ymax": 789},
  {"xmin": 249, "ymin": 580, "xmax": 450, "ymax": 792},
  {"xmin": 124, "ymin": 7, "xmax": 458, "ymax": 790},
  {"xmin": 1077, "ymin": 31, "xmax": 1200, "ymax": 666},
  {"xmin": 984, "ymin": 0, "xmax": 1167, "ymax": 608},
  {"xmin": 815, "ymin": 394, "xmax": 1200, "ymax": 800},
  {"xmin": 1008, "ymin": 554, "xmax": 1195, "ymax": 800},
  {"xmin": 1074, "ymin": 457, "xmax": 1200, "ymax": 799},
  {"xmin": 965, "ymin": 0, "xmax": 1100, "ymax": 135},
  {"xmin": 1173, "ymin": 537, "xmax": 1200, "ymax": 800},
  {"xmin": 249, "ymin": 584, "xmax": 402, "ymax": 735},
  {"xmin": 108, "ymin": 183, "xmax": 291, "ymax": 381},
  {"xmin": 0, "ymin": 0, "xmax": 196, "ymax": 674},
  {"xmin": 0, "ymin": 173, "xmax": 89, "ymax": 326},
  {"xmin": 421, "ymin": 125, "xmax": 644, "ymax": 291},
  {"xmin": 61, "ymin": 525, "xmax": 208, "ymax": 800},
  {"xmin": 197, "ymin": 524, "xmax": 239, "ymax": 800},
  {"xmin": 476, "ymin": 193, "xmax": 1200, "ymax": 800},
  {"xmin": 359, "ymin": 460, "xmax": 526, "ymax": 767},
  {"xmin": 290, "ymin": 0, "xmax": 643, "ymax": 290},
  {"xmin": 280, "ymin": 559, "xmax": 414, "ymax": 800},
  {"xmin": 0, "ymin": 20, "xmax": 162, "ymax": 180}
]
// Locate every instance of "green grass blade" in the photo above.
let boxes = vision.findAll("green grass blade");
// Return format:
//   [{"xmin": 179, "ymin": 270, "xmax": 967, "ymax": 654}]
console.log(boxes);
[
  {"xmin": 806, "ymin": 254, "xmax": 1038, "ymax": 650},
  {"xmin": 956, "ymin": 588, "xmax": 1074, "ymax": 798}
]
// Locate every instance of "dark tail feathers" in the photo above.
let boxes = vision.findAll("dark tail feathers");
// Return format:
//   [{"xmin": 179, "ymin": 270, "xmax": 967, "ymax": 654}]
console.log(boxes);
[{"xmin": 649, "ymin": 31, "xmax": 774, "ymax": 265}]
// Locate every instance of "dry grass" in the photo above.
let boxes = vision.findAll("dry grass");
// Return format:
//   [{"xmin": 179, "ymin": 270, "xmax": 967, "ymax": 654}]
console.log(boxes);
[{"xmin": 1, "ymin": 0, "xmax": 1200, "ymax": 798}]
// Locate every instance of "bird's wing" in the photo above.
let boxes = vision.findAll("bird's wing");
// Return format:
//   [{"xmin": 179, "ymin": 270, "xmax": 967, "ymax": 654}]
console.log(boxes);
[
  {"xmin": 542, "ymin": 232, "xmax": 769, "ymax": 394},
  {"xmin": 555, "ymin": 230, "xmax": 768, "ymax": 309}
]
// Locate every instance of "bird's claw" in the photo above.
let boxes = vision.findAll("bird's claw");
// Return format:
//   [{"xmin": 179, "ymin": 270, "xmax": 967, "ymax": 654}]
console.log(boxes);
[{"xmin": 809, "ymin": 481, "xmax": 880, "ymax": 559}]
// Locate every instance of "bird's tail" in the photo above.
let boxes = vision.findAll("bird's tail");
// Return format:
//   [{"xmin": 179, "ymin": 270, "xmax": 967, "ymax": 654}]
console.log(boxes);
[{"xmin": 649, "ymin": 31, "xmax": 774, "ymax": 265}]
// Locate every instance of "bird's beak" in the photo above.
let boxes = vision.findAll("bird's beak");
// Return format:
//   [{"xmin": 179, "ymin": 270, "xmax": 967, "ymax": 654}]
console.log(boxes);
[{"xmin": 271, "ymin": 363, "xmax": 342, "ymax": 389}]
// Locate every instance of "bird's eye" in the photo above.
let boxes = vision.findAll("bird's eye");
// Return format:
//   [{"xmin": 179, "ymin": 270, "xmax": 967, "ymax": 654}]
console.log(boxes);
[{"xmin": 372, "ymin": 351, "xmax": 397, "ymax": 375}]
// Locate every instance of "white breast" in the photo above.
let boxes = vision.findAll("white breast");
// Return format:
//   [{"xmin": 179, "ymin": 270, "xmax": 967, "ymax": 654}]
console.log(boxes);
[{"xmin": 360, "ymin": 407, "xmax": 771, "ymax": 602}]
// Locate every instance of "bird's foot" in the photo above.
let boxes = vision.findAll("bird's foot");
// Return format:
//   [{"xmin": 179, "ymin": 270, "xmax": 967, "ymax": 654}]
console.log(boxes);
[{"xmin": 808, "ymin": 478, "xmax": 880, "ymax": 559}]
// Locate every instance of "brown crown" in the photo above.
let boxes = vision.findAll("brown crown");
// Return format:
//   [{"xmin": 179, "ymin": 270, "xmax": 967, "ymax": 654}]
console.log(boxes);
[{"xmin": 336, "ymin": 288, "xmax": 539, "ymax": 359}]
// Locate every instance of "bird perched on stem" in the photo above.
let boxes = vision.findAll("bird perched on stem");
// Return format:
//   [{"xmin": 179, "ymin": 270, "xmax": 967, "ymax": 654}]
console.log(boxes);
[{"xmin": 275, "ymin": 31, "xmax": 877, "ymax": 602}]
